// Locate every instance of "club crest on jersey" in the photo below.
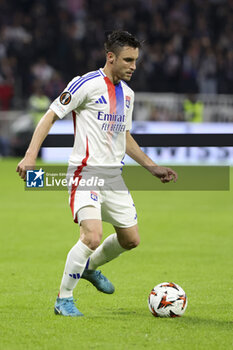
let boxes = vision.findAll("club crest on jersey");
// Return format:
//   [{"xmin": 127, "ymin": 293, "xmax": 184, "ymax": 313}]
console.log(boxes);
[
  {"xmin": 60, "ymin": 92, "xmax": 71, "ymax": 105},
  {"xmin": 125, "ymin": 96, "xmax": 131, "ymax": 108},
  {"xmin": 90, "ymin": 191, "xmax": 98, "ymax": 201}
]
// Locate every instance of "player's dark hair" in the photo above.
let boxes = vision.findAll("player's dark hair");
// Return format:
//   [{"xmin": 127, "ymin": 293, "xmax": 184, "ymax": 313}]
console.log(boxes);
[{"xmin": 104, "ymin": 30, "xmax": 141, "ymax": 55}]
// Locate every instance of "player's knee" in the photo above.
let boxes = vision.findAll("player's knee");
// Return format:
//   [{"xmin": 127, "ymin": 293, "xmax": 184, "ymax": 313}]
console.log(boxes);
[
  {"xmin": 127, "ymin": 236, "xmax": 140, "ymax": 249},
  {"xmin": 80, "ymin": 226, "xmax": 102, "ymax": 250},
  {"xmin": 120, "ymin": 235, "xmax": 140, "ymax": 250},
  {"xmin": 82, "ymin": 232, "xmax": 102, "ymax": 250},
  {"xmin": 88, "ymin": 237, "xmax": 102, "ymax": 250}
]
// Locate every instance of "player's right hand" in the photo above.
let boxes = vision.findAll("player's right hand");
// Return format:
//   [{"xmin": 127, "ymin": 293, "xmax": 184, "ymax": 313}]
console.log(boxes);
[
  {"xmin": 151, "ymin": 166, "xmax": 178, "ymax": 183},
  {"xmin": 16, "ymin": 157, "xmax": 36, "ymax": 181}
]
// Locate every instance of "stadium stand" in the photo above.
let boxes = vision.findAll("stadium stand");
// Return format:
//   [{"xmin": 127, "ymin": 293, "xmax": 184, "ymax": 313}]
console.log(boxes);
[{"xmin": 0, "ymin": 0, "xmax": 232, "ymax": 110}]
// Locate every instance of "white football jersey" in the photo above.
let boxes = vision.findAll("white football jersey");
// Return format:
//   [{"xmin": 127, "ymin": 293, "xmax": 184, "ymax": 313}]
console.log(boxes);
[{"xmin": 50, "ymin": 68, "xmax": 134, "ymax": 167}]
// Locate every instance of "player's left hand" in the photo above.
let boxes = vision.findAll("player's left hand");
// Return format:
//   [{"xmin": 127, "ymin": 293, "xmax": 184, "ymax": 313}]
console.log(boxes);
[{"xmin": 151, "ymin": 166, "xmax": 178, "ymax": 183}]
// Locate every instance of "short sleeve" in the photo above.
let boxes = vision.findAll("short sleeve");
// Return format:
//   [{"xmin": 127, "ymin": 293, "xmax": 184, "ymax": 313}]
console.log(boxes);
[
  {"xmin": 126, "ymin": 93, "xmax": 134, "ymax": 131},
  {"xmin": 50, "ymin": 76, "xmax": 87, "ymax": 119}
]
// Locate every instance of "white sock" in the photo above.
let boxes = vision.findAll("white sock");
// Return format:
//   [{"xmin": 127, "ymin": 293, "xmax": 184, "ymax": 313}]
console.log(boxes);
[
  {"xmin": 59, "ymin": 239, "xmax": 93, "ymax": 298},
  {"xmin": 89, "ymin": 233, "xmax": 126, "ymax": 270}
]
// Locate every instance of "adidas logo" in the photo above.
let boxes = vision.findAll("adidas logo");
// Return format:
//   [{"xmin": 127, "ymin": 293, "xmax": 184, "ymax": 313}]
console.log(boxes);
[
  {"xmin": 95, "ymin": 95, "xmax": 107, "ymax": 104},
  {"xmin": 69, "ymin": 273, "xmax": 80, "ymax": 279}
]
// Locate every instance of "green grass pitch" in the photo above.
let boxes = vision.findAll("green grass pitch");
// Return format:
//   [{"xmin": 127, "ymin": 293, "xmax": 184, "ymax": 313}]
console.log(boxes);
[{"xmin": 0, "ymin": 158, "xmax": 232, "ymax": 350}]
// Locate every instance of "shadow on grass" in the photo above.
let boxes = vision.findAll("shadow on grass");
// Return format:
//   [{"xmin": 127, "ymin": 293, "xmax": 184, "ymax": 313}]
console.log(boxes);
[
  {"xmin": 181, "ymin": 316, "xmax": 233, "ymax": 328},
  {"xmin": 90, "ymin": 309, "xmax": 233, "ymax": 329},
  {"xmin": 90, "ymin": 307, "xmax": 148, "ymax": 318}
]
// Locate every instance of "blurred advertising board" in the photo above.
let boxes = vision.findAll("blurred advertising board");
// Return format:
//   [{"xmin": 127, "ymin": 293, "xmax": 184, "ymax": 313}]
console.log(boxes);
[{"xmin": 41, "ymin": 120, "xmax": 233, "ymax": 165}]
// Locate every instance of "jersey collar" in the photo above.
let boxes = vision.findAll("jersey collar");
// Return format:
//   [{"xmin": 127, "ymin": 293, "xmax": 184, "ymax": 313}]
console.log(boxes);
[
  {"xmin": 98, "ymin": 68, "xmax": 106, "ymax": 77},
  {"xmin": 99, "ymin": 68, "xmax": 121, "ymax": 87}
]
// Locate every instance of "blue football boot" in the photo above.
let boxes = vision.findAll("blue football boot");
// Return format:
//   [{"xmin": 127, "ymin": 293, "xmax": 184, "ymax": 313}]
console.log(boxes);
[
  {"xmin": 81, "ymin": 269, "xmax": 115, "ymax": 294},
  {"xmin": 54, "ymin": 297, "xmax": 84, "ymax": 317}
]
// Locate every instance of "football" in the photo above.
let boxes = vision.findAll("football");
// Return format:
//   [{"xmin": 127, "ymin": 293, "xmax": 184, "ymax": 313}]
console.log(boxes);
[{"xmin": 148, "ymin": 282, "xmax": 188, "ymax": 318}]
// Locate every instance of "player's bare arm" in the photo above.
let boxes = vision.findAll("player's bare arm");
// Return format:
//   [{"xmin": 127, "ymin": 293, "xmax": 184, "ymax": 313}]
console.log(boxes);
[
  {"xmin": 125, "ymin": 131, "xmax": 177, "ymax": 183},
  {"xmin": 16, "ymin": 109, "xmax": 59, "ymax": 180}
]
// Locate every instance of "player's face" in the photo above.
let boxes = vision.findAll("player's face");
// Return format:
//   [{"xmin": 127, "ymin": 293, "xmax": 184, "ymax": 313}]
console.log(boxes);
[{"xmin": 112, "ymin": 46, "xmax": 139, "ymax": 82}]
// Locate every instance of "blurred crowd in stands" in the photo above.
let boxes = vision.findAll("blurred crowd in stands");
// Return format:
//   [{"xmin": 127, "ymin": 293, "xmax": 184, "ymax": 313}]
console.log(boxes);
[{"xmin": 0, "ymin": 0, "xmax": 233, "ymax": 110}]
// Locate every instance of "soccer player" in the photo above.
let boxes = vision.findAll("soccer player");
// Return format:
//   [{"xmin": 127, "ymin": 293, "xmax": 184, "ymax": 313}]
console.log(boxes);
[{"xmin": 16, "ymin": 30, "xmax": 177, "ymax": 317}]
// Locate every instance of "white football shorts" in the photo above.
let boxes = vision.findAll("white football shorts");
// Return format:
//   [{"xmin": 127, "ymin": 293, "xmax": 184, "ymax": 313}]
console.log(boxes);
[{"xmin": 67, "ymin": 167, "xmax": 137, "ymax": 228}]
